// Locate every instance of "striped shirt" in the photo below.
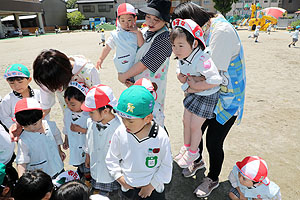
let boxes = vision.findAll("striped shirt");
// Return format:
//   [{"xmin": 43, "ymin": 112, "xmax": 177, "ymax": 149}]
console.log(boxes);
[{"xmin": 140, "ymin": 30, "xmax": 172, "ymax": 73}]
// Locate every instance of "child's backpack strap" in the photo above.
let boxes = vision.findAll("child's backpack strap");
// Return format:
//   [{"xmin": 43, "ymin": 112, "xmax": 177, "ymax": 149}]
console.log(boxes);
[{"xmin": 149, "ymin": 122, "xmax": 159, "ymax": 138}]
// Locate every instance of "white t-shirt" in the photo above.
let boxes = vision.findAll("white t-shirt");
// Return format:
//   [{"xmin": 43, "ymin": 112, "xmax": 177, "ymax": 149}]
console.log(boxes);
[
  {"xmin": 292, "ymin": 30, "xmax": 299, "ymax": 39},
  {"xmin": 206, "ymin": 19, "xmax": 241, "ymax": 72},
  {"xmin": 0, "ymin": 125, "xmax": 15, "ymax": 165}
]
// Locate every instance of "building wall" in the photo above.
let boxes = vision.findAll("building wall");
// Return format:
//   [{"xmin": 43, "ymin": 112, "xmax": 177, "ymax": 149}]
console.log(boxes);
[
  {"xmin": 78, "ymin": 3, "xmax": 116, "ymax": 21},
  {"xmin": 42, "ymin": 0, "xmax": 67, "ymax": 26},
  {"xmin": 280, "ymin": 0, "xmax": 300, "ymax": 13}
]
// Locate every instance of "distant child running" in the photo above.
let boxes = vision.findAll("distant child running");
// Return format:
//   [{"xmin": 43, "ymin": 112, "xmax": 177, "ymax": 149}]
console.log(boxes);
[
  {"xmin": 81, "ymin": 84, "xmax": 120, "ymax": 197},
  {"xmin": 106, "ymin": 85, "xmax": 172, "ymax": 199},
  {"xmin": 288, "ymin": 26, "xmax": 300, "ymax": 48},
  {"xmin": 171, "ymin": 19, "xmax": 222, "ymax": 168},
  {"xmin": 15, "ymin": 98, "xmax": 65, "ymax": 178},
  {"xmin": 249, "ymin": 26, "xmax": 260, "ymax": 42},
  {"xmin": 96, "ymin": 3, "xmax": 144, "ymax": 83},
  {"xmin": 0, "ymin": 64, "xmax": 41, "ymax": 130},
  {"xmin": 228, "ymin": 156, "xmax": 281, "ymax": 200},
  {"xmin": 99, "ymin": 29, "xmax": 106, "ymax": 47},
  {"xmin": 62, "ymin": 82, "xmax": 90, "ymax": 180},
  {"xmin": 267, "ymin": 24, "xmax": 272, "ymax": 35}
]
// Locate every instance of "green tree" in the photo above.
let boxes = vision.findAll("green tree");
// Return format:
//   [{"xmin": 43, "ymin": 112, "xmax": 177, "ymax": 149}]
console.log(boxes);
[
  {"xmin": 66, "ymin": 0, "xmax": 78, "ymax": 9},
  {"xmin": 67, "ymin": 11, "xmax": 85, "ymax": 26},
  {"xmin": 213, "ymin": 0, "xmax": 239, "ymax": 17}
]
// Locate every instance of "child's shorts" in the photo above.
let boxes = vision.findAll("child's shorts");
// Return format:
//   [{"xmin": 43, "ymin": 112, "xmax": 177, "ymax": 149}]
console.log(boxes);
[
  {"xmin": 254, "ymin": 34, "xmax": 258, "ymax": 38},
  {"xmin": 293, "ymin": 38, "xmax": 298, "ymax": 42},
  {"xmin": 91, "ymin": 179, "xmax": 120, "ymax": 193},
  {"xmin": 183, "ymin": 91, "xmax": 219, "ymax": 119},
  {"xmin": 101, "ymin": 39, "xmax": 105, "ymax": 42},
  {"xmin": 230, "ymin": 187, "xmax": 240, "ymax": 198},
  {"xmin": 75, "ymin": 163, "xmax": 90, "ymax": 177}
]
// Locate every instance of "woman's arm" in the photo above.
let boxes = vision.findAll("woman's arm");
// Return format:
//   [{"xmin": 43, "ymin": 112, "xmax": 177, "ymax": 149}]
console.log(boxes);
[{"xmin": 118, "ymin": 61, "xmax": 147, "ymax": 84}]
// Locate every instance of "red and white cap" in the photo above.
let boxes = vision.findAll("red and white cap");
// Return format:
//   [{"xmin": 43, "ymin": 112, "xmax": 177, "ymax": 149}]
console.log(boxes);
[
  {"xmin": 14, "ymin": 98, "xmax": 42, "ymax": 114},
  {"xmin": 236, "ymin": 156, "xmax": 270, "ymax": 186},
  {"xmin": 81, "ymin": 84, "xmax": 117, "ymax": 112},
  {"xmin": 172, "ymin": 18, "xmax": 206, "ymax": 49},
  {"xmin": 134, "ymin": 78, "xmax": 157, "ymax": 101},
  {"xmin": 117, "ymin": 3, "xmax": 136, "ymax": 16}
]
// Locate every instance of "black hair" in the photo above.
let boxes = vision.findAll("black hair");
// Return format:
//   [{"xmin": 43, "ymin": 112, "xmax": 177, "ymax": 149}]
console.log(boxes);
[
  {"xmin": 52, "ymin": 180, "xmax": 90, "ymax": 200},
  {"xmin": 33, "ymin": 49, "xmax": 73, "ymax": 92},
  {"xmin": 15, "ymin": 110, "xmax": 43, "ymax": 127},
  {"xmin": 170, "ymin": 27, "xmax": 205, "ymax": 51},
  {"xmin": 97, "ymin": 105, "xmax": 113, "ymax": 113},
  {"xmin": 64, "ymin": 86, "xmax": 86, "ymax": 103},
  {"xmin": 172, "ymin": 2, "xmax": 215, "ymax": 27},
  {"xmin": 118, "ymin": 14, "xmax": 136, "ymax": 19},
  {"xmin": 6, "ymin": 77, "xmax": 29, "ymax": 82},
  {"xmin": 0, "ymin": 166, "xmax": 18, "ymax": 197},
  {"xmin": 13, "ymin": 170, "xmax": 53, "ymax": 200}
]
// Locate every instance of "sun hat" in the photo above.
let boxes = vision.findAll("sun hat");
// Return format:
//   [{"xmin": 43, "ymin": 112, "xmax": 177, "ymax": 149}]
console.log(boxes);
[
  {"xmin": 68, "ymin": 81, "xmax": 89, "ymax": 96},
  {"xmin": 81, "ymin": 84, "xmax": 117, "ymax": 112},
  {"xmin": 117, "ymin": 3, "xmax": 136, "ymax": 16},
  {"xmin": 52, "ymin": 170, "xmax": 80, "ymax": 188},
  {"xmin": 114, "ymin": 85, "xmax": 155, "ymax": 119},
  {"xmin": 236, "ymin": 156, "xmax": 270, "ymax": 186},
  {"xmin": 4, "ymin": 64, "xmax": 30, "ymax": 79},
  {"xmin": 134, "ymin": 78, "xmax": 157, "ymax": 101},
  {"xmin": 0, "ymin": 163, "xmax": 5, "ymax": 185},
  {"xmin": 14, "ymin": 98, "xmax": 42, "ymax": 114},
  {"xmin": 172, "ymin": 18, "xmax": 206, "ymax": 48},
  {"xmin": 139, "ymin": 0, "xmax": 171, "ymax": 22}
]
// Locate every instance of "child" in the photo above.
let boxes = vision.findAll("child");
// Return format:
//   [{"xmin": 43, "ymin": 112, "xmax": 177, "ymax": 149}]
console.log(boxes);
[
  {"xmin": 14, "ymin": 98, "xmax": 65, "ymax": 178},
  {"xmin": 288, "ymin": 26, "xmax": 300, "ymax": 48},
  {"xmin": 228, "ymin": 156, "xmax": 281, "ymax": 200},
  {"xmin": 267, "ymin": 24, "xmax": 272, "ymax": 35},
  {"xmin": 0, "ymin": 64, "xmax": 41, "ymax": 130},
  {"xmin": 106, "ymin": 85, "xmax": 173, "ymax": 199},
  {"xmin": 62, "ymin": 81, "xmax": 90, "ymax": 179},
  {"xmin": 35, "ymin": 29, "xmax": 39, "ymax": 37},
  {"xmin": 96, "ymin": 3, "xmax": 144, "ymax": 83},
  {"xmin": 13, "ymin": 170, "xmax": 53, "ymax": 200},
  {"xmin": 249, "ymin": 26, "xmax": 260, "ymax": 42},
  {"xmin": 99, "ymin": 29, "xmax": 105, "ymax": 47},
  {"xmin": 170, "ymin": 19, "xmax": 222, "ymax": 168},
  {"xmin": 0, "ymin": 163, "xmax": 18, "ymax": 200},
  {"xmin": 52, "ymin": 180, "xmax": 90, "ymax": 200},
  {"xmin": 134, "ymin": 78, "xmax": 165, "ymax": 127},
  {"xmin": 81, "ymin": 84, "xmax": 120, "ymax": 197}
]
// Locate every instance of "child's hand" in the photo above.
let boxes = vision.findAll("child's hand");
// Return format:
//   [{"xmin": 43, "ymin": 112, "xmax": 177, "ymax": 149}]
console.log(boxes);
[
  {"xmin": 85, "ymin": 154, "xmax": 90, "ymax": 168},
  {"xmin": 118, "ymin": 73, "xmax": 127, "ymax": 84},
  {"xmin": 63, "ymin": 140, "xmax": 69, "ymax": 150},
  {"xmin": 128, "ymin": 23, "xmax": 138, "ymax": 33},
  {"xmin": 70, "ymin": 123, "xmax": 87, "ymax": 134},
  {"xmin": 125, "ymin": 80, "xmax": 134, "ymax": 88},
  {"xmin": 117, "ymin": 176, "xmax": 134, "ymax": 190},
  {"xmin": 9, "ymin": 122, "xmax": 22, "ymax": 142},
  {"xmin": 177, "ymin": 73, "xmax": 188, "ymax": 83},
  {"xmin": 96, "ymin": 58, "xmax": 103, "ymax": 70},
  {"xmin": 138, "ymin": 184, "xmax": 155, "ymax": 198},
  {"xmin": 59, "ymin": 150, "xmax": 66, "ymax": 161}
]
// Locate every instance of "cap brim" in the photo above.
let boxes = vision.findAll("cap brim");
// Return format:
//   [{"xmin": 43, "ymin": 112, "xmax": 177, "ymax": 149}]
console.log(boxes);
[
  {"xmin": 262, "ymin": 177, "xmax": 270, "ymax": 186},
  {"xmin": 139, "ymin": 7, "xmax": 162, "ymax": 20},
  {"xmin": 113, "ymin": 107, "xmax": 138, "ymax": 119},
  {"xmin": 118, "ymin": 11, "xmax": 136, "ymax": 16},
  {"xmin": 81, "ymin": 103, "xmax": 97, "ymax": 112}
]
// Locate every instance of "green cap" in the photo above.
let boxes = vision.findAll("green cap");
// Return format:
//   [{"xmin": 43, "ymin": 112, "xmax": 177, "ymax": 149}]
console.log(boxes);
[
  {"xmin": 4, "ymin": 64, "xmax": 30, "ymax": 79},
  {"xmin": 115, "ymin": 85, "xmax": 155, "ymax": 118},
  {"xmin": 0, "ymin": 163, "xmax": 6, "ymax": 185}
]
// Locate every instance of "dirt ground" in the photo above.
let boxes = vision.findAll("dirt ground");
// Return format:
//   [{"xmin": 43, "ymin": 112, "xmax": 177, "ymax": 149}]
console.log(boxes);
[{"xmin": 0, "ymin": 29, "xmax": 299, "ymax": 199}]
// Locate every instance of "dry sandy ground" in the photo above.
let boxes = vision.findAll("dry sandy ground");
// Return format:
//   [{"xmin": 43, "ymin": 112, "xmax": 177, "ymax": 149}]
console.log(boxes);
[{"xmin": 0, "ymin": 29, "xmax": 299, "ymax": 199}]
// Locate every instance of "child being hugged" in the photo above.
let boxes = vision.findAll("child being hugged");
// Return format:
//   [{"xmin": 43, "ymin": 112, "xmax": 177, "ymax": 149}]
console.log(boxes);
[
  {"xmin": 106, "ymin": 85, "xmax": 173, "ymax": 199},
  {"xmin": 96, "ymin": 3, "xmax": 144, "ymax": 83},
  {"xmin": 81, "ymin": 84, "xmax": 120, "ymax": 197},
  {"xmin": 171, "ymin": 19, "xmax": 222, "ymax": 168},
  {"xmin": 62, "ymin": 81, "xmax": 90, "ymax": 180},
  {"xmin": 14, "ymin": 98, "xmax": 65, "ymax": 178},
  {"xmin": 0, "ymin": 64, "xmax": 41, "ymax": 130},
  {"xmin": 228, "ymin": 156, "xmax": 281, "ymax": 200}
]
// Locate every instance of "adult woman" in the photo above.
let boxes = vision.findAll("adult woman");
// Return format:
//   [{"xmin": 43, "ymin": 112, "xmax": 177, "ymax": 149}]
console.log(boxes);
[
  {"xmin": 172, "ymin": 2, "xmax": 246, "ymax": 198},
  {"xmin": 118, "ymin": 0, "xmax": 172, "ymax": 126}
]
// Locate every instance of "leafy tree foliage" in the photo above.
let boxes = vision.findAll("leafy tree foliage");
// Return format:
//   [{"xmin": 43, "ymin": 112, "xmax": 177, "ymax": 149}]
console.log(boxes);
[
  {"xmin": 66, "ymin": 0, "xmax": 78, "ymax": 9},
  {"xmin": 67, "ymin": 11, "xmax": 85, "ymax": 26},
  {"xmin": 213, "ymin": 0, "xmax": 239, "ymax": 17}
]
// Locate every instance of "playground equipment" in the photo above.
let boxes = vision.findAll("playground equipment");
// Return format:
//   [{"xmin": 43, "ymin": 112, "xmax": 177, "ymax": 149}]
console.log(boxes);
[{"xmin": 248, "ymin": 13, "xmax": 277, "ymax": 31}]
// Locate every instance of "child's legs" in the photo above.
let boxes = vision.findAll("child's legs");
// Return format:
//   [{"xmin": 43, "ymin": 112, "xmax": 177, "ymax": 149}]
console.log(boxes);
[
  {"xmin": 183, "ymin": 108, "xmax": 193, "ymax": 146},
  {"xmin": 189, "ymin": 114, "xmax": 205, "ymax": 152}
]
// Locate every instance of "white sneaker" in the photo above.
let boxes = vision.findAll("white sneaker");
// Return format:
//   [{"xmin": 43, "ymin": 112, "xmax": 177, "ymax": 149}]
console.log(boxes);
[
  {"xmin": 173, "ymin": 146, "xmax": 188, "ymax": 162},
  {"xmin": 176, "ymin": 150, "xmax": 200, "ymax": 168},
  {"xmin": 194, "ymin": 177, "xmax": 219, "ymax": 198}
]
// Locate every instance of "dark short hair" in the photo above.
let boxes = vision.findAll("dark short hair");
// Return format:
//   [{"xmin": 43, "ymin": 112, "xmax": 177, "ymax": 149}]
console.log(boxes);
[
  {"xmin": 0, "ymin": 166, "xmax": 18, "ymax": 196},
  {"xmin": 98, "ymin": 105, "xmax": 113, "ymax": 113},
  {"xmin": 170, "ymin": 27, "xmax": 205, "ymax": 51},
  {"xmin": 52, "ymin": 180, "xmax": 90, "ymax": 200},
  {"xmin": 64, "ymin": 86, "xmax": 86, "ymax": 103},
  {"xmin": 33, "ymin": 49, "xmax": 73, "ymax": 92},
  {"xmin": 15, "ymin": 109, "xmax": 43, "ymax": 126},
  {"xmin": 13, "ymin": 170, "xmax": 53, "ymax": 200},
  {"xmin": 172, "ymin": 2, "xmax": 215, "ymax": 27},
  {"xmin": 6, "ymin": 77, "xmax": 29, "ymax": 82}
]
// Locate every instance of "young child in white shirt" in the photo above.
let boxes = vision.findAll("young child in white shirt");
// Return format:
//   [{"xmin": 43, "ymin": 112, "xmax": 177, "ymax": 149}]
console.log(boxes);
[
  {"xmin": 288, "ymin": 26, "xmax": 300, "ymax": 47},
  {"xmin": 81, "ymin": 84, "xmax": 120, "ymax": 197},
  {"xmin": 0, "ymin": 64, "xmax": 41, "ymax": 130},
  {"xmin": 171, "ymin": 18, "xmax": 222, "ymax": 168},
  {"xmin": 62, "ymin": 81, "xmax": 90, "ymax": 180},
  {"xmin": 106, "ymin": 85, "xmax": 173, "ymax": 199},
  {"xmin": 14, "ymin": 98, "xmax": 65, "ymax": 178},
  {"xmin": 228, "ymin": 156, "xmax": 281, "ymax": 200}
]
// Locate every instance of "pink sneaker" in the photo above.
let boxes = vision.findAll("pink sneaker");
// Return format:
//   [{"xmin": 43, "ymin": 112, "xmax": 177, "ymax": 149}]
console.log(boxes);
[
  {"xmin": 176, "ymin": 150, "xmax": 200, "ymax": 168},
  {"xmin": 173, "ymin": 146, "xmax": 188, "ymax": 162}
]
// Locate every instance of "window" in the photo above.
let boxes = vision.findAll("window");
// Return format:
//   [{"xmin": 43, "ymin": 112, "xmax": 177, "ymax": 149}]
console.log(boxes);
[
  {"xmin": 98, "ymin": 5, "xmax": 111, "ymax": 12},
  {"xmin": 288, "ymin": 0, "xmax": 292, "ymax": 3},
  {"xmin": 271, "ymin": 0, "xmax": 277, "ymax": 2},
  {"xmin": 264, "ymin": 0, "xmax": 268, "ymax": 3},
  {"xmin": 203, "ymin": 0, "xmax": 210, "ymax": 4},
  {"xmin": 83, "ymin": 5, "xmax": 95, "ymax": 13}
]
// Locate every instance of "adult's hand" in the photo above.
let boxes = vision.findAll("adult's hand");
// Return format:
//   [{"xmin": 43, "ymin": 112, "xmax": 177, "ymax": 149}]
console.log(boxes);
[
  {"xmin": 9, "ymin": 123, "xmax": 23, "ymax": 142},
  {"xmin": 118, "ymin": 73, "xmax": 128, "ymax": 84}
]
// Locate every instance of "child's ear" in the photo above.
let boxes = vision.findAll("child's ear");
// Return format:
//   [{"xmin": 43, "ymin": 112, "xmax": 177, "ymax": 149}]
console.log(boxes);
[
  {"xmin": 135, "ymin": 15, "xmax": 137, "ymax": 21},
  {"xmin": 144, "ymin": 113, "xmax": 153, "ymax": 123},
  {"xmin": 1, "ymin": 186, "xmax": 10, "ymax": 196},
  {"xmin": 193, "ymin": 40, "xmax": 198, "ymax": 49},
  {"xmin": 28, "ymin": 77, "xmax": 32, "ymax": 83},
  {"xmin": 42, "ymin": 191, "xmax": 52, "ymax": 200}
]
